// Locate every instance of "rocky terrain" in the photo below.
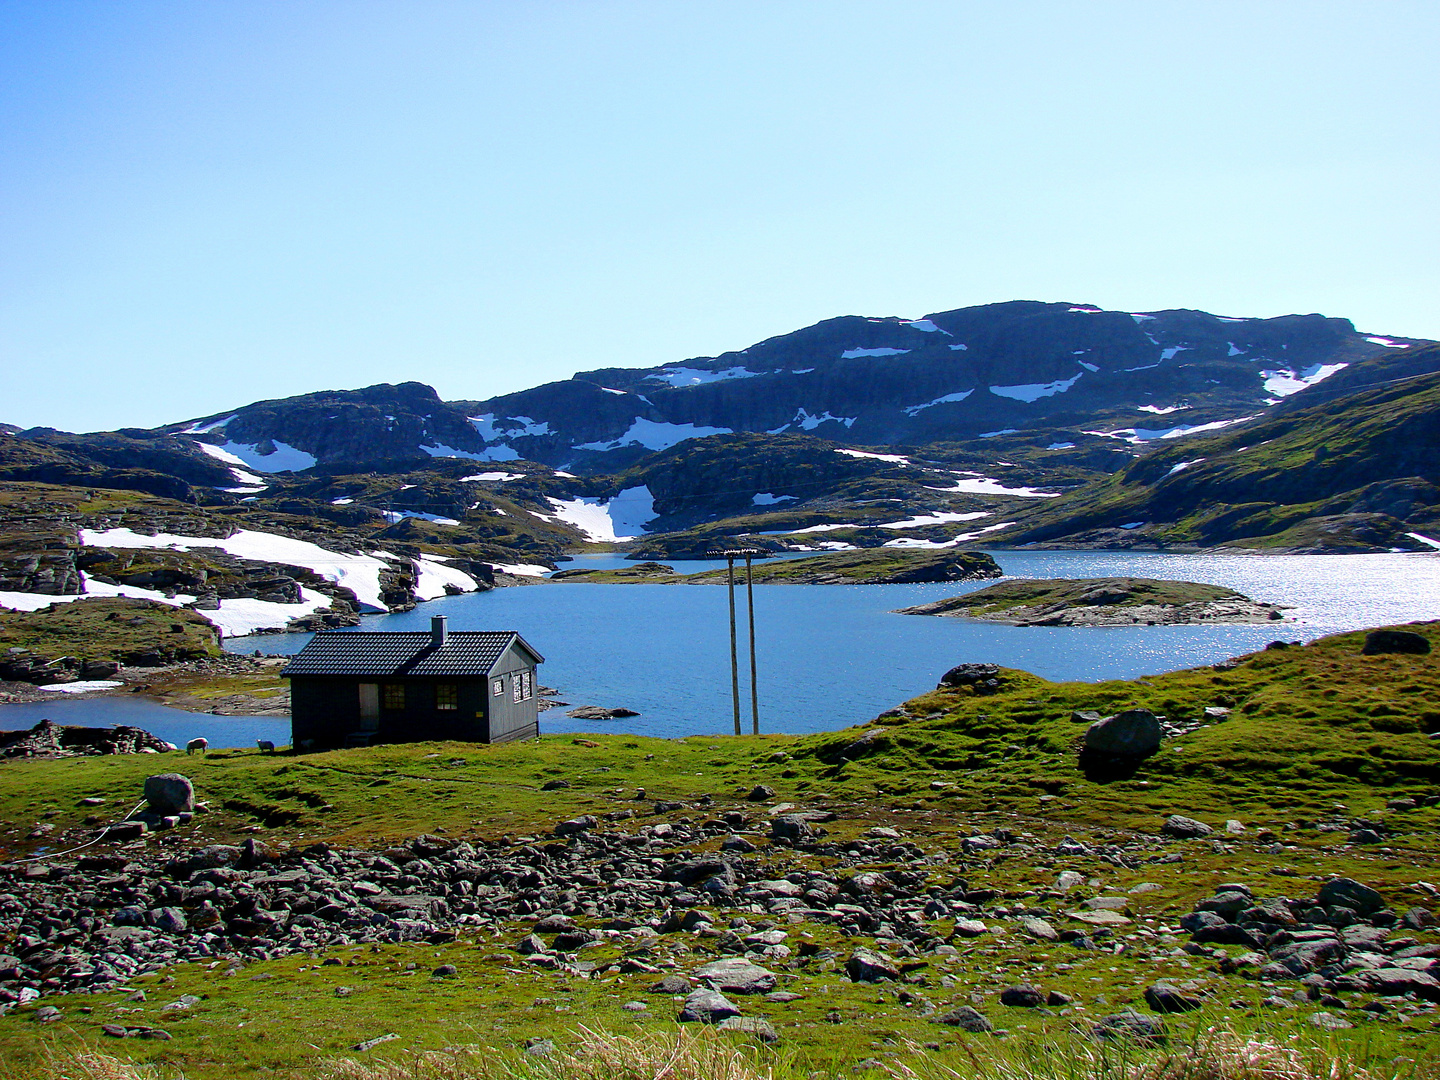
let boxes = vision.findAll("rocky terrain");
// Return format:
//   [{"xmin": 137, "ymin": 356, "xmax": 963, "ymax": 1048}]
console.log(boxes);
[
  {"xmin": 896, "ymin": 578, "xmax": 1288, "ymax": 626},
  {"xmin": 681, "ymin": 550, "xmax": 1004, "ymax": 586}
]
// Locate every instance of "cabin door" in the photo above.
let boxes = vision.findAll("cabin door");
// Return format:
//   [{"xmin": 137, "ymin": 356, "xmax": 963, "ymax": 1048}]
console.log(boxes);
[{"xmin": 358, "ymin": 683, "xmax": 380, "ymax": 731}]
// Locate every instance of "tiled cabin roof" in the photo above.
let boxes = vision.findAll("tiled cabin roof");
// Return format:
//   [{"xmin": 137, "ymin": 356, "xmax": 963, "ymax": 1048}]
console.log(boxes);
[{"xmin": 280, "ymin": 630, "xmax": 541, "ymax": 677}]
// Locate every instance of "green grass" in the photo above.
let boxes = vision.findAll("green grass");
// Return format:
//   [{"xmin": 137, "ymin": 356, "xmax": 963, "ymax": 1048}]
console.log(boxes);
[
  {"xmin": 0, "ymin": 597, "xmax": 221, "ymax": 665},
  {"xmin": 1, "ymin": 620, "xmax": 1438, "ymax": 1077}
]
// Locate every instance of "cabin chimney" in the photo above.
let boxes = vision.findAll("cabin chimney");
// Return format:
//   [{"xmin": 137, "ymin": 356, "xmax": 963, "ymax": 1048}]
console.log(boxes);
[{"xmin": 431, "ymin": 615, "xmax": 448, "ymax": 648}]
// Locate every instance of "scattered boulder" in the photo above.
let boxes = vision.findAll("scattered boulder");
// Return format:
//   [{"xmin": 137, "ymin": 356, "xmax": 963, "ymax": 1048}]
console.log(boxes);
[
  {"xmin": 934, "ymin": 1005, "xmax": 993, "ymax": 1032},
  {"xmin": 999, "ymin": 984, "xmax": 1044, "ymax": 1007},
  {"xmin": 1084, "ymin": 710, "xmax": 1162, "ymax": 758},
  {"xmin": 678, "ymin": 987, "xmax": 741, "ymax": 1023},
  {"xmin": 565, "ymin": 706, "xmax": 640, "ymax": 719},
  {"xmin": 143, "ymin": 774, "xmax": 194, "ymax": 815},
  {"xmin": 692, "ymin": 958, "xmax": 776, "ymax": 995},
  {"xmin": 717, "ymin": 1016, "xmax": 778, "ymax": 1043},
  {"xmin": 938, "ymin": 663, "xmax": 1002, "ymax": 694},
  {"xmin": 1093, "ymin": 1010, "xmax": 1166, "ymax": 1044},
  {"xmin": 1361, "ymin": 630, "xmax": 1430, "ymax": 656},
  {"xmin": 1160, "ymin": 815, "xmax": 1213, "ymax": 839},
  {"xmin": 845, "ymin": 950, "xmax": 899, "ymax": 982},
  {"xmin": 1316, "ymin": 877, "xmax": 1384, "ymax": 915},
  {"xmin": 1143, "ymin": 983, "xmax": 1202, "ymax": 1013}
]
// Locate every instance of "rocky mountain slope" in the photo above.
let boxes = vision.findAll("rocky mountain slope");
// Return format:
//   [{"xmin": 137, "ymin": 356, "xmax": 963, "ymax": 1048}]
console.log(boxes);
[{"xmin": 985, "ymin": 347, "xmax": 1440, "ymax": 551}]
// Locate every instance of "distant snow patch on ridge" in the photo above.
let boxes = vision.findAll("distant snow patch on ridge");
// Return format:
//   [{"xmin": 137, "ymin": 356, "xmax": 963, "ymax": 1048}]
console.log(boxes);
[
  {"xmin": 979, "ymin": 428, "xmax": 1018, "ymax": 438},
  {"xmin": 948, "ymin": 343, "xmax": 968, "ymax": 351},
  {"xmin": 574, "ymin": 419, "xmax": 731, "ymax": 452},
  {"xmin": 205, "ymin": 440, "xmax": 317, "ymax": 473},
  {"xmin": 753, "ymin": 492, "xmax": 797, "ymax": 506},
  {"xmin": 836, "ymin": 449, "xmax": 909, "ymax": 464},
  {"xmin": 459, "ymin": 471, "xmax": 523, "ymax": 482},
  {"xmin": 539, "ymin": 486, "xmax": 657, "ymax": 542},
  {"xmin": 1165, "ymin": 459, "xmax": 1204, "ymax": 477},
  {"xmin": 883, "ymin": 521, "xmax": 1016, "ymax": 548},
  {"xmin": 600, "ymin": 387, "xmax": 628, "ymax": 395},
  {"xmin": 469, "ymin": 414, "xmax": 552, "ymax": 440},
  {"xmin": 381, "ymin": 511, "xmax": 459, "ymax": 526},
  {"xmin": 183, "ymin": 414, "xmax": 237, "ymax": 435},
  {"xmin": 79, "ymin": 527, "xmax": 397, "ymax": 612},
  {"xmin": 1046, "ymin": 442, "xmax": 1076, "ymax": 450},
  {"xmin": 927, "ymin": 474, "xmax": 1061, "ymax": 498},
  {"xmin": 195, "ymin": 443, "xmax": 267, "ymax": 488},
  {"xmin": 902, "ymin": 319, "xmax": 950, "ymax": 334},
  {"xmin": 841, "ymin": 347, "xmax": 910, "ymax": 359},
  {"xmin": 1366, "ymin": 336, "xmax": 1411, "ymax": 348},
  {"xmin": 990, "ymin": 372, "xmax": 1083, "ymax": 403},
  {"xmin": 904, "ymin": 390, "xmax": 973, "ymax": 416},
  {"xmin": 775, "ymin": 409, "xmax": 856, "ymax": 432},
  {"xmin": 1406, "ymin": 532, "xmax": 1440, "ymax": 550},
  {"xmin": 1084, "ymin": 416, "xmax": 1256, "ymax": 443},
  {"xmin": 648, "ymin": 366, "xmax": 758, "ymax": 387},
  {"xmin": 1227, "ymin": 342, "xmax": 1246, "ymax": 356},
  {"xmin": 421, "ymin": 443, "xmax": 518, "ymax": 462},
  {"xmin": 1130, "ymin": 313, "xmax": 1157, "ymax": 322},
  {"xmin": 1137, "ymin": 404, "xmax": 1189, "ymax": 414},
  {"xmin": 1260, "ymin": 363, "xmax": 1348, "ymax": 397},
  {"xmin": 881, "ymin": 511, "xmax": 991, "ymax": 529}
]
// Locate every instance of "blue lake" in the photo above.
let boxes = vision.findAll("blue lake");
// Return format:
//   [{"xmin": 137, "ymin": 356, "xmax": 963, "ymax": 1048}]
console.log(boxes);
[{"xmin": 5, "ymin": 549, "xmax": 1438, "ymax": 746}]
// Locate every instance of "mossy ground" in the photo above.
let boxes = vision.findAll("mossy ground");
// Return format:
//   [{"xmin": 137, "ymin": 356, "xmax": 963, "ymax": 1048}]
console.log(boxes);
[
  {"xmin": 0, "ymin": 598, "xmax": 221, "ymax": 665},
  {"xmin": 1, "ymin": 621, "xmax": 1438, "ymax": 1077}
]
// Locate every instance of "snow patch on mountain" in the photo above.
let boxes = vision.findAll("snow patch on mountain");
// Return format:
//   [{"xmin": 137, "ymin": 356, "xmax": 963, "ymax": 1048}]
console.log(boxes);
[
  {"xmin": 469, "ymin": 414, "xmax": 552, "ymax": 440},
  {"xmin": 648, "ymin": 366, "xmax": 758, "ymax": 387},
  {"xmin": 1260, "ymin": 363, "xmax": 1348, "ymax": 397},
  {"xmin": 79, "ymin": 527, "xmax": 396, "ymax": 612},
  {"xmin": 1165, "ymin": 459, "xmax": 1204, "ymax": 477},
  {"xmin": 841, "ymin": 347, "xmax": 910, "ymax": 359},
  {"xmin": 1365, "ymin": 336, "xmax": 1410, "ymax": 348},
  {"xmin": 183, "ymin": 414, "xmax": 238, "ymax": 435},
  {"xmin": 880, "ymin": 511, "xmax": 992, "ymax": 529},
  {"xmin": 422, "ymin": 443, "xmax": 518, "ymax": 462},
  {"xmin": 459, "ymin": 471, "xmax": 523, "ymax": 482},
  {"xmin": 835, "ymin": 449, "xmax": 910, "ymax": 464},
  {"xmin": 1084, "ymin": 416, "xmax": 1256, "ymax": 443},
  {"xmin": 904, "ymin": 390, "xmax": 974, "ymax": 415},
  {"xmin": 381, "ymin": 511, "xmax": 460, "ymax": 526},
  {"xmin": 205, "ymin": 440, "xmax": 316, "ymax": 473},
  {"xmin": 1137, "ymin": 404, "xmax": 1189, "ymax": 414},
  {"xmin": 539, "ymin": 486, "xmax": 657, "ymax": 541},
  {"xmin": 990, "ymin": 372, "xmax": 1083, "ymax": 403},
  {"xmin": 774, "ymin": 409, "xmax": 856, "ymax": 432},
  {"xmin": 928, "ymin": 474, "xmax": 1061, "ymax": 498},
  {"xmin": 413, "ymin": 554, "xmax": 480, "ymax": 600},
  {"xmin": 752, "ymin": 492, "xmax": 797, "ymax": 506},
  {"xmin": 574, "ymin": 419, "xmax": 732, "ymax": 452},
  {"xmin": 902, "ymin": 319, "xmax": 949, "ymax": 334}
]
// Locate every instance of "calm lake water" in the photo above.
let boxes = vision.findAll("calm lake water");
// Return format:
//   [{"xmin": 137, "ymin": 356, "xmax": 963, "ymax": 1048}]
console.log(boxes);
[{"xmin": 6, "ymin": 550, "xmax": 1437, "ymax": 746}]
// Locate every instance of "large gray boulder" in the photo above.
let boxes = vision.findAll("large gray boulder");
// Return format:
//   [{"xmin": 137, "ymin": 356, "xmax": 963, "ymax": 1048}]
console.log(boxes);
[
  {"xmin": 678, "ymin": 987, "xmax": 740, "ymax": 1023},
  {"xmin": 143, "ymin": 774, "xmax": 194, "ymax": 815},
  {"xmin": 1362, "ymin": 630, "xmax": 1430, "ymax": 655},
  {"xmin": 693, "ymin": 958, "xmax": 776, "ymax": 995},
  {"xmin": 1084, "ymin": 710, "xmax": 1161, "ymax": 758},
  {"xmin": 1161, "ymin": 814, "xmax": 1213, "ymax": 839},
  {"xmin": 1317, "ymin": 877, "xmax": 1384, "ymax": 914}
]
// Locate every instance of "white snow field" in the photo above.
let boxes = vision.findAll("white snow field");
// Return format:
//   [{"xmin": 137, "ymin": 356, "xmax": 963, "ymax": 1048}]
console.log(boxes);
[
  {"xmin": 1084, "ymin": 416, "xmax": 1256, "ymax": 443},
  {"xmin": 204, "ymin": 440, "xmax": 316, "ymax": 473},
  {"xmin": 927, "ymin": 475, "xmax": 1061, "ymax": 498},
  {"xmin": 538, "ymin": 486, "xmax": 657, "ymax": 542},
  {"xmin": 835, "ymin": 449, "xmax": 910, "ymax": 464},
  {"xmin": 990, "ymin": 372, "xmax": 1084, "ymax": 403},
  {"xmin": 575, "ymin": 419, "xmax": 732, "ymax": 453},
  {"xmin": 459, "ymin": 472, "xmax": 524, "ymax": 482},
  {"xmin": 647, "ymin": 366, "xmax": 758, "ymax": 387},
  {"xmin": 841, "ymin": 347, "xmax": 910, "ymax": 359},
  {"xmin": 413, "ymin": 555, "xmax": 481, "ymax": 600},
  {"xmin": 904, "ymin": 391, "xmax": 973, "ymax": 415},
  {"xmin": 880, "ymin": 511, "xmax": 992, "ymax": 529},
  {"xmin": 1260, "ymin": 363, "xmax": 1348, "ymax": 397},
  {"xmin": 752, "ymin": 492, "xmax": 797, "ymax": 505},
  {"xmin": 80, "ymin": 527, "xmax": 400, "ymax": 611}
]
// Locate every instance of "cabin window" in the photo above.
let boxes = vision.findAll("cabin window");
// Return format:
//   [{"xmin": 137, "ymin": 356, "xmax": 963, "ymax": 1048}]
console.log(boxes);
[
  {"xmin": 492, "ymin": 678, "xmax": 504, "ymax": 696},
  {"xmin": 435, "ymin": 684, "xmax": 458, "ymax": 711},
  {"xmin": 512, "ymin": 670, "xmax": 532, "ymax": 702},
  {"xmin": 382, "ymin": 683, "xmax": 405, "ymax": 711}
]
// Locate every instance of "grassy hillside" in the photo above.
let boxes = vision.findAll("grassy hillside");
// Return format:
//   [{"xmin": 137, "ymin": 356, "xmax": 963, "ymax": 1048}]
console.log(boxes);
[
  {"xmin": 994, "ymin": 355, "xmax": 1440, "ymax": 551},
  {"xmin": 0, "ymin": 621, "xmax": 1437, "ymax": 1079}
]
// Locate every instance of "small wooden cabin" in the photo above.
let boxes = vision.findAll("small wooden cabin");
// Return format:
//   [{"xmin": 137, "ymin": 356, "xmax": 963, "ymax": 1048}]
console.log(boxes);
[{"xmin": 281, "ymin": 617, "xmax": 544, "ymax": 749}]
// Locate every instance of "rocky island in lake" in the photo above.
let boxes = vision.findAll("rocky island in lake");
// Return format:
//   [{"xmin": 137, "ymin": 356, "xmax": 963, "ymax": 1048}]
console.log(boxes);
[{"xmin": 895, "ymin": 576, "xmax": 1287, "ymax": 625}]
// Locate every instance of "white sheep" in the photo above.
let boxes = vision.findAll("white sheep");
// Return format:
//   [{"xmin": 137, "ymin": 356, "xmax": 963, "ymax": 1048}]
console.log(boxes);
[{"xmin": 186, "ymin": 738, "xmax": 208, "ymax": 755}]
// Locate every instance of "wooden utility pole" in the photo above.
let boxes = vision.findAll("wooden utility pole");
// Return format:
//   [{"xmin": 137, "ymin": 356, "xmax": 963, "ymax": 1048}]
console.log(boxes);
[
  {"xmin": 710, "ymin": 548, "xmax": 763, "ymax": 736},
  {"xmin": 726, "ymin": 553, "xmax": 740, "ymax": 736},
  {"xmin": 745, "ymin": 551, "xmax": 758, "ymax": 735}
]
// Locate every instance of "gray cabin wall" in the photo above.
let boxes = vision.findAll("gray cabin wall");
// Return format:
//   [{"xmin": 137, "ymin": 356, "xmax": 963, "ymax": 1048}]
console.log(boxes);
[{"xmin": 486, "ymin": 641, "xmax": 541, "ymax": 742}]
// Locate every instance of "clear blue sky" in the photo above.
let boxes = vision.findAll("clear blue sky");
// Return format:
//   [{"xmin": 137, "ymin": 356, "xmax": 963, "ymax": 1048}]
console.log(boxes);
[{"xmin": 2, "ymin": 1, "xmax": 1436, "ymax": 432}]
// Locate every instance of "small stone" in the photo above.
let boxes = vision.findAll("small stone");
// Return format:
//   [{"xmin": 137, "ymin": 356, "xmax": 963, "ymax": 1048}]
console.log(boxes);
[
  {"xmin": 524, "ymin": 1038, "xmax": 555, "ymax": 1056},
  {"xmin": 717, "ymin": 1016, "xmax": 778, "ymax": 1042},
  {"xmin": 845, "ymin": 950, "xmax": 900, "ymax": 982},
  {"xmin": 934, "ymin": 1005, "xmax": 993, "ymax": 1032},
  {"xmin": 1020, "ymin": 917, "xmax": 1058, "ymax": 941},
  {"xmin": 1056, "ymin": 871, "xmax": 1085, "ymax": 892},
  {"xmin": 1160, "ymin": 815, "xmax": 1212, "ymax": 839},
  {"xmin": 1309, "ymin": 1012, "xmax": 1353, "ymax": 1030},
  {"xmin": 432, "ymin": 964, "xmax": 457, "ymax": 977},
  {"xmin": 622, "ymin": 1001, "xmax": 647, "ymax": 1012},
  {"xmin": 1000, "ymin": 984, "xmax": 1044, "ymax": 1008},
  {"xmin": 1094, "ymin": 1010, "xmax": 1166, "ymax": 1044},
  {"xmin": 952, "ymin": 919, "xmax": 988, "ymax": 937},
  {"xmin": 747, "ymin": 785, "xmax": 776, "ymax": 801},
  {"xmin": 1144, "ymin": 983, "xmax": 1202, "ymax": 1013},
  {"xmin": 143, "ymin": 773, "xmax": 194, "ymax": 815},
  {"xmin": 34, "ymin": 1006, "xmax": 62, "ymax": 1023}
]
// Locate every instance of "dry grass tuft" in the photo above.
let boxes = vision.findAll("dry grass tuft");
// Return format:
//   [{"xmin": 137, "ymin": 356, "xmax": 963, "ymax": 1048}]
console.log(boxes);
[
  {"xmin": 31, "ymin": 1049, "xmax": 160, "ymax": 1080},
  {"xmin": 318, "ymin": 1025, "xmax": 775, "ymax": 1080}
]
